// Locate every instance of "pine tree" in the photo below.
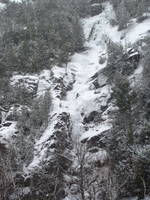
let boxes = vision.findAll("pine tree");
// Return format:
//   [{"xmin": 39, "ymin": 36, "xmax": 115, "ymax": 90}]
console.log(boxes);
[
  {"xmin": 116, "ymin": 0, "xmax": 130, "ymax": 30},
  {"xmin": 113, "ymin": 74, "xmax": 137, "ymax": 144}
]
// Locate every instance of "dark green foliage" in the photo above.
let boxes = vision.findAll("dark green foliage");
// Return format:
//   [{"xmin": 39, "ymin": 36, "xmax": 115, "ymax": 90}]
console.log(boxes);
[
  {"xmin": 132, "ymin": 144, "xmax": 150, "ymax": 198},
  {"xmin": 143, "ymin": 37, "xmax": 150, "ymax": 86},
  {"xmin": 116, "ymin": 1, "xmax": 130, "ymax": 30},
  {"xmin": 108, "ymin": 70, "xmax": 150, "ymax": 198},
  {"xmin": 17, "ymin": 91, "xmax": 51, "ymax": 136},
  {"xmin": 103, "ymin": 40, "xmax": 139, "ymax": 81},
  {"xmin": 0, "ymin": 145, "xmax": 17, "ymax": 200},
  {"xmin": 0, "ymin": 0, "xmax": 84, "ymax": 73},
  {"xmin": 140, "ymin": 36, "xmax": 150, "ymax": 119},
  {"xmin": 102, "ymin": 40, "xmax": 124, "ymax": 80},
  {"xmin": 96, "ymin": 27, "xmax": 150, "ymax": 200},
  {"xmin": 29, "ymin": 162, "xmax": 65, "ymax": 200},
  {"xmin": 112, "ymin": 75, "xmax": 137, "ymax": 146},
  {"xmin": 106, "ymin": 74, "xmax": 148, "ymax": 198},
  {"xmin": 0, "ymin": 81, "xmax": 33, "ymax": 106},
  {"xmin": 113, "ymin": 75, "xmax": 137, "ymax": 114},
  {"xmin": 72, "ymin": 0, "xmax": 91, "ymax": 17}
]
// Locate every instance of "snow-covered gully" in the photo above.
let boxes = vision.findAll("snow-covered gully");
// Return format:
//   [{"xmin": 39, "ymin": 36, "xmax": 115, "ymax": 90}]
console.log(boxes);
[
  {"xmin": 27, "ymin": 1, "xmax": 150, "ymax": 172},
  {"xmin": 27, "ymin": 2, "xmax": 113, "ymax": 171}
]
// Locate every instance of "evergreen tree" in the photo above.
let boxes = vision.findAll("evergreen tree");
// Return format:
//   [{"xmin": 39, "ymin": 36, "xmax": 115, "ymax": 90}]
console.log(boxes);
[
  {"xmin": 0, "ymin": 0, "xmax": 84, "ymax": 73},
  {"xmin": 116, "ymin": 0, "xmax": 130, "ymax": 30}
]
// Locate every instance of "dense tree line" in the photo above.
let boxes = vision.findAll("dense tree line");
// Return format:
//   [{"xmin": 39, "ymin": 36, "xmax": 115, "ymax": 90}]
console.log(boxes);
[
  {"xmin": 0, "ymin": 0, "xmax": 84, "ymax": 74},
  {"xmin": 102, "ymin": 35, "xmax": 150, "ymax": 199}
]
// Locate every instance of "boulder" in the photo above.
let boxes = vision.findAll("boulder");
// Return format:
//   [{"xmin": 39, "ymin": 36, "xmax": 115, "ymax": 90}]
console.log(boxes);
[
  {"xmin": 126, "ymin": 48, "xmax": 140, "ymax": 63},
  {"xmin": 83, "ymin": 111, "xmax": 102, "ymax": 124},
  {"xmin": 70, "ymin": 184, "xmax": 79, "ymax": 195},
  {"xmin": 83, "ymin": 111, "xmax": 98, "ymax": 123}
]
